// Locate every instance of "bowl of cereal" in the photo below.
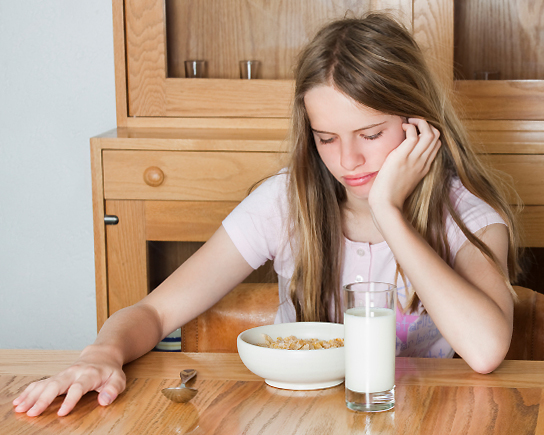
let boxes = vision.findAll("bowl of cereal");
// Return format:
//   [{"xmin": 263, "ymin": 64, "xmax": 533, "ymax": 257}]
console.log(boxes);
[{"xmin": 237, "ymin": 322, "xmax": 344, "ymax": 390}]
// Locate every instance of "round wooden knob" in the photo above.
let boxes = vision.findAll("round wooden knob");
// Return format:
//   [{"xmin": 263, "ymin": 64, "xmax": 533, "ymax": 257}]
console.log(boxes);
[{"xmin": 143, "ymin": 166, "xmax": 165, "ymax": 187}]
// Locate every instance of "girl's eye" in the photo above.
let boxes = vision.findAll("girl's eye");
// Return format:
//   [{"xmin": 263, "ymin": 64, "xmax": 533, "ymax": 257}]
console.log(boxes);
[
  {"xmin": 362, "ymin": 131, "xmax": 383, "ymax": 140},
  {"xmin": 318, "ymin": 137, "xmax": 335, "ymax": 144}
]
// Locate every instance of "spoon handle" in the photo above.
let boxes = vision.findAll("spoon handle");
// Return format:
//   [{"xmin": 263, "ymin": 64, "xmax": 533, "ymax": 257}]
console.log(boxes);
[{"xmin": 180, "ymin": 369, "xmax": 197, "ymax": 384}]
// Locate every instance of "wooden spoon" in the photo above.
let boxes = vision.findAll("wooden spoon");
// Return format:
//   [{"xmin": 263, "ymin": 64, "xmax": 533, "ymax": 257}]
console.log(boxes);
[{"xmin": 161, "ymin": 369, "xmax": 198, "ymax": 403}]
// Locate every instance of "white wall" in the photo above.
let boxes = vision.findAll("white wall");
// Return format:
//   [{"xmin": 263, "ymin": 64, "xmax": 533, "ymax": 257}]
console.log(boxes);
[{"xmin": 0, "ymin": 2, "xmax": 116, "ymax": 349}]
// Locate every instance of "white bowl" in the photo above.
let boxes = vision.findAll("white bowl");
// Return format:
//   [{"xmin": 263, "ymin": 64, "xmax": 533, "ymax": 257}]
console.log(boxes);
[{"xmin": 237, "ymin": 322, "xmax": 345, "ymax": 390}]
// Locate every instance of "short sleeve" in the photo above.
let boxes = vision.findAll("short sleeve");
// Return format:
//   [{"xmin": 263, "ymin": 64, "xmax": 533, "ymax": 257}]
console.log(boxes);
[
  {"xmin": 222, "ymin": 171, "xmax": 289, "ymax": 270},
  {"xmin": 446, "ymin": 179, "xmax": 507, "ymax": 262}
]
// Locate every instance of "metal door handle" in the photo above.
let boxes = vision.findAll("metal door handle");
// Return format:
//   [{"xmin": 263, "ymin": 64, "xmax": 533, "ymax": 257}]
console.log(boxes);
[{"xmin": 104, "ymin": 215, "xmax": 119, "ymax": 225}]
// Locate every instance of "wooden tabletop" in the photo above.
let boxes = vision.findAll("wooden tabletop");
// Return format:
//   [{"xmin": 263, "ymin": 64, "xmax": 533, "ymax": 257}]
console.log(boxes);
[{"xmin": 2, "ymin": 350, "xmax": 544, "ymax": 434}]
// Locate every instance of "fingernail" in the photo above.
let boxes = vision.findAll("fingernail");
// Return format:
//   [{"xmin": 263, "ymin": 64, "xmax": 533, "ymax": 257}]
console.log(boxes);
[{"xmin": 99, "ymin": 392, "xmax": 112, "ymax": 406}]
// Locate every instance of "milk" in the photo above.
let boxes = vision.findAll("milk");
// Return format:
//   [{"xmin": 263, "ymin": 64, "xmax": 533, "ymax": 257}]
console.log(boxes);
[{"xmin": 344, "ymin": 307, "xmax": 396, "ymax": 393}]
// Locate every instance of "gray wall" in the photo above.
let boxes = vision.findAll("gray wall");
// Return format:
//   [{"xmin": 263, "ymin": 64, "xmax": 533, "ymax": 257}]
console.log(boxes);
[{"xmin": 0, "ymin": 2, "xmax": 116, "ymax": 349}]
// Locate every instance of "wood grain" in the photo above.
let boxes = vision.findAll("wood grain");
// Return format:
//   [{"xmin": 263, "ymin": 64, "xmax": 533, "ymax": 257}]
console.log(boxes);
[
  {"xmin": 145, "ymin": 201, "xmax": 237, "ymax": 242},
  {"xmin": 472, "ymin": 129, "xmax": 544, "ymax": 154},
  {"xmin": 104, "ymin": 201, "xmax": 148, "ymax": 317},
  {"xmin": 4, "ymin": 352, "xmax": 544, "ymax": 435},
  {"xmin": 123, "ymin": 0, "xmax": 414, "ymax": 119},
  {"xmin": 455, "ymin": 80, "xmax": 544, "ymax": 121},
  {"xmin": 165, "ymin": 0, "xmax": 394, "ymax": 80},
  {"xmin": 182, "ymin": 283, "xmax": 279, "ymax": 352},
  {"xmin": 413, "ymin": 0, "xmax": 454, "ymax": 90},
  {"xmin": 122, "ymin": 116, "xmax": 291, "ymax": 130},
  {"xmin": 454, "ymin": 0, "xmax": 544, "ymax": 81},
  {"xmin": 519, "ymin": 207, "xmax": 544, "ymax": 248},
  {"xmin": 165, "ymin": 78, "xmax": 294, "ymax": 118},
  {"xmin": 125, "ymin": 0, "xmax": 166, "ymax": 116},
  {"xmin": 112, "ymin": 0, "xmax": 128, "ymax": 126},
  {"xmin": 484, "ymin": 155, "xmax": 544, "ymax": 205},
  {"xmin": 395, "ymin": 385, "xmax": 540, "ymax": 435},
  {"xmin": 466, "ymin": 120, "xmax": 544, "ymax": 132},
  {"xmin": 96, "ymin": 127, "xmax": 289, "ymax": 151},
  {"xmin": 90, "ymin": 139, "xmax": 108, "ymax": 330}
]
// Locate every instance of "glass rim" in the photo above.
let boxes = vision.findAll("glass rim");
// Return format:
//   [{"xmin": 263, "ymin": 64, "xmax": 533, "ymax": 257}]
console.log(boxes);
[{"xmin": 343, "ymin": 281, "xmax": 396, "ymax": 293}]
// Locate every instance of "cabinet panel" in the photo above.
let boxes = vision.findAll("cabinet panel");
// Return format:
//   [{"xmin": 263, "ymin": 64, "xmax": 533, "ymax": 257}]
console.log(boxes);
[
  {"xmin": 520, "ymin": 207, "xmax": 544, "ymax": 248},
  {"xmin": 165, "ymin": 0, "xmax": 379, "ymax": 80},
  {"xmin": 454, "ymin": 1, "xmax": 544, "ymax": 81},
  {"xmin": 413, "ymin": 0, "xmax": 454, "ymax": 88},
  {"xmin": 471, "ymin": 127, "xmax": 544, "ymax": 155},
  {"xmin": 455, "ymin": 81, "xmax": 544, "ymax": 121},
  {"xmin": 165, "ymin": 79, "xmax": 293, "ymax": 118},
  {"xmin": 485, "ymin": 155, "xmax": 544, "ymax": 205},
  {"xmin": 105, "ymin": 201, "xmax": 148, "ymax": 316},
  {"xmin": 451, "ymin": 0, "xmax": 544, "ymax": 120},
  {"xmin": 145, "ymin": 201, "xmax": 237, "ymax": 242},
  {"xmin": 102, "ymin": 150, "xmax": 286, "ymax": 200}
]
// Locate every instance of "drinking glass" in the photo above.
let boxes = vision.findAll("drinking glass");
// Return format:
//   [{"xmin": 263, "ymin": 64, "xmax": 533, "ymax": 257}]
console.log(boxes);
[
  {"xmin": 344, "ymin": 282, "xmax": 396, "ymax": 412},
  {"xmin": 239, "ymin": 60, "xmax": 261, "ymax": 79},
  {"xmin": 473, "ymin": 71, "xmax": 500, "ymax": 80},
  {"xmin": 184, "ymin": 60, "xmax": 207, "ymax": 78}
]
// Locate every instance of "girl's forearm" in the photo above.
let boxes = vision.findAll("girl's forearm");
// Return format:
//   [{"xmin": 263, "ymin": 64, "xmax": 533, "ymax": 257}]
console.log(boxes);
[
  {"xmin": 372, "ymin": 205, "xmax": 512, "ymax": 373},
  {"xmin": 85, "ymin": 303, "xmax": 164, "ymax": 367}
]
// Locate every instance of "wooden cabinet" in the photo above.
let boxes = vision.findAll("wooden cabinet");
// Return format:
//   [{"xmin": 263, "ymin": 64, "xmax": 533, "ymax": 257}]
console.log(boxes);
[
  {"xmin": 118, "ymin": 0, "xmax": 416, "ymax": 121},
  {"xmin": 92, "ymin": 0, "xmax": 544, "ymax": 331},
  {"xmin": 91, "ymin": 128, "xmax": 286, "ymax": 329},
  {"xmin": 115, "ymin": 0, "xmax": 544, "ymax": 124}
]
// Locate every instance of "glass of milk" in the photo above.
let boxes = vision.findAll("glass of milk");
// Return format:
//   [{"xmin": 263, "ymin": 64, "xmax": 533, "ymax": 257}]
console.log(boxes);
[{"xmin": 343, "ymin": 282, "xmax": 396, "ymax": 412}]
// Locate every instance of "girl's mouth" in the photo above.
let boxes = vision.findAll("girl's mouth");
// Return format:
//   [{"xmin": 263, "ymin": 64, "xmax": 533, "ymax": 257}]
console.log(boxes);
[{"xmin": 343, "ymin": 172, "xmax": 378, "ymax": 187}]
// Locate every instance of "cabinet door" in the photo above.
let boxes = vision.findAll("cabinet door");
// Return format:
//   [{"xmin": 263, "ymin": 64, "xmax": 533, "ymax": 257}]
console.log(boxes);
[
  {"xmin": 449, "ymin": 0, "xmax": 544, "ymax": 120},
  {"xmin": 103, "ymin": 200, "xmax": 232, "ymax": 320},
  {"xmin": 105, "ymin": 200, "xmax": 148, "ymax": 316},
  {"xmin": 122, "ymin": 0, "xmax": 414, "ymax": 119}
]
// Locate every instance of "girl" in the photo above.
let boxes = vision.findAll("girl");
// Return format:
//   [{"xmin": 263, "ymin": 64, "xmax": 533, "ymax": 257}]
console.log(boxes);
[{"xmin": 14, "ymin": 13, "xmax": 521, "ymax": 417}]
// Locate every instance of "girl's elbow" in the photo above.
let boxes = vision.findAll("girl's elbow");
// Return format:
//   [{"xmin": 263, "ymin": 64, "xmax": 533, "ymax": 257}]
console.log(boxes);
[
  {"xmin": 465, "ymin": 342, "xmax": 510, "ymax": 374},
  {"xmin": 469, "ymin": 358, "xmax": 502, "ymax": 374}
]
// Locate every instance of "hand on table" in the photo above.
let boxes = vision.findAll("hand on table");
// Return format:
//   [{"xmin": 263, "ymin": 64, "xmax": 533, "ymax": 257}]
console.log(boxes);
[{"xmin": 12, "ymin": 345, "xmax": 126, "ymax": 417}]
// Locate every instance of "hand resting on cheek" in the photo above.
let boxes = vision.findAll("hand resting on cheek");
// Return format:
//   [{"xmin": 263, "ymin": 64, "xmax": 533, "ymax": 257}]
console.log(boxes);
[{"xmin": 368, "ymin": 117, "xmax": 442, "ymax": 215}]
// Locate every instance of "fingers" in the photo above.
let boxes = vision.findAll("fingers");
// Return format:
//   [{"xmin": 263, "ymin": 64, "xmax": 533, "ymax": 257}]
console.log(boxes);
[
  {"xmin": 12, "ymin": 366, "xmax": 126, "ymax": 417},
  {"xmin": 57, "ymin": 371, "xmax": 126, "ymax": 416},
  {"xmin": 14, "ymin": 377, "xmax": 69, "ymax": 417},
  {"xmin": 401, "ymin": 122, "xmax": 419, "ymax": 147},
  {"xmin": 404, "ymin": 118, "xmax": 441, "ymax": 169},
  {"xmin": 57, "ymin": 381, "xmax": 89, "ymax": 416},
  {"xmin": 97, "ymin": 372, "xmax": 126, "ymax": 407}
]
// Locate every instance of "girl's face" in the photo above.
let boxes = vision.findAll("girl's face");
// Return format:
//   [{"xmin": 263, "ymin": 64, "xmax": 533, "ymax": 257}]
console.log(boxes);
[{"xmin": 304, "ymin": 84, "xmax": 406, "ymax": 202}]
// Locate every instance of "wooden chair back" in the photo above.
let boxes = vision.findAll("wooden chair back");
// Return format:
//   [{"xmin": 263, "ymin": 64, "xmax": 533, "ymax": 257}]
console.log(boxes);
[
  {"xmin": 181, "ymin": 283, "xmax": 279, "ymax": 352},
  {"xmin": 505, "ymin": 285, "xmax": 544, "ymax": 360},
  {"xmin": 181, "ymin": 283, "xmax": 544, "ymax": 361}
]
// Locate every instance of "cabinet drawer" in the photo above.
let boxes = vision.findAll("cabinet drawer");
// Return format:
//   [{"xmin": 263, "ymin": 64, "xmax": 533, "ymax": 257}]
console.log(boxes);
[{"xmin": 103, "ymin": 150, "xmax": 286, "ymax": 201}]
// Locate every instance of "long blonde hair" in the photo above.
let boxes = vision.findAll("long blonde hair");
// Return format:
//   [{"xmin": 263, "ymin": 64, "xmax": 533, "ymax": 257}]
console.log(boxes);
[{"xmin": 288, "ymin": 13, "xmax": 522, "ymax": 321}]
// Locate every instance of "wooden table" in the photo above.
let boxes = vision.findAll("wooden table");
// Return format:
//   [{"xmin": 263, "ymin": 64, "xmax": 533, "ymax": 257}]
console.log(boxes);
[{"xmin": 2, "ymin": 350, "xmax": 544, "ymax": 434}]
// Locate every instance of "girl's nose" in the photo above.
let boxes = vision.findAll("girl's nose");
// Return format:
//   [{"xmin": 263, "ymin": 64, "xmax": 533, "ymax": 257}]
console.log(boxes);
[{"xmin": 340, "ymin": 139, "xmax": 365, "ymax": 171}]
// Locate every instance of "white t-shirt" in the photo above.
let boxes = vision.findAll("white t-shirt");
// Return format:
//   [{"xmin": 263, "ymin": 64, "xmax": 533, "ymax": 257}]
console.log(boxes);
[{"xmin": 222, "ymin": 171, "xmax": 506, "ymax": 358}]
